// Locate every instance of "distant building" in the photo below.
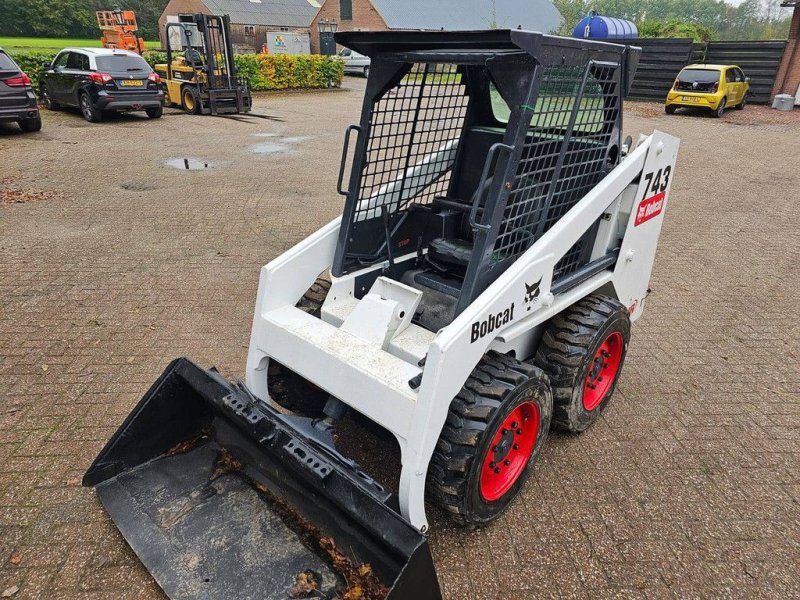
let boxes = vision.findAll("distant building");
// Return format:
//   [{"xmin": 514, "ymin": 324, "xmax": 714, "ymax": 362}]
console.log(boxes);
[
  {"xmin": 158, "ymin": 0, "xmax": 321, "ymax": 53},
  {"xmin": 772, "ymin": 0, "xmax": 800, "ymax": 104},
  {"xmin": 310, "ymin": 0, "xmax": 563, "ymax": 54}
]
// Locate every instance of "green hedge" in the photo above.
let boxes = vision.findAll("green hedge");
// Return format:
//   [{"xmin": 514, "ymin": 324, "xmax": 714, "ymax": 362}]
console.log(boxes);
[
  {"xmin": 8, "ymin": 49, "xmax": 343, "ymax": 91},
  {"xmin": 7, "ymin": 50, "xmax": 54, "ymax": 86}
]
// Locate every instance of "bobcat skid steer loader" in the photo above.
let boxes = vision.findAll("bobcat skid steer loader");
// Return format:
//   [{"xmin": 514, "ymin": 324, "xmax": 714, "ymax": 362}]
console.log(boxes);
[{"xmin": 84, "ymin": 30, "xmax": 679, "ymax": 600}]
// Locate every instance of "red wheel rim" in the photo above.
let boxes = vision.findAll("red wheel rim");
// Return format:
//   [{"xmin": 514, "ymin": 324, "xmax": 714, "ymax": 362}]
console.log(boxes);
[
  {"xmin": 479, "ymin": 401, "xmax": 540, "ymax": 502},
  {"xmin": 583, "ymin": 332, "xmax": 623, "ymax": 411}
]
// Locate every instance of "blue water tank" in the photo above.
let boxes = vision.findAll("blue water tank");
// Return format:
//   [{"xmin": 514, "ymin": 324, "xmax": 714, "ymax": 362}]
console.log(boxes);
[{"xmin": 572, "ymin": 13, "xmax": 638, "ymax": 40}]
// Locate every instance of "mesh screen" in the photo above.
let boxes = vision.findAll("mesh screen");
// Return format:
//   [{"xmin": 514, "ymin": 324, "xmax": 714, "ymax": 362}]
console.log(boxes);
[
  {"xmin": 354, "ymin": 64, "xmax": 469, "ymax": 222},
  {"xmin": 493, "ymin": 63, "xmax": 620, "ymax": 278}
]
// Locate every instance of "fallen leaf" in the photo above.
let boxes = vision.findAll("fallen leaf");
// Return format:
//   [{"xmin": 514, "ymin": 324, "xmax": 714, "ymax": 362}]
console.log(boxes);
[
  {"xmin": 2, "ymin": 586, "xmax": 19, "ymax": 597},
  {"xmin": 289, "ymin": 570, "xmax": 319, "ymax": 598},
  {"xmin": 65, "ymin": 478, "xmax": 80, "ymax": 486},
  {"xmin": 9, "ymin": 552, "xmax": 21, "ymax": 565},
  {"xmin": 41, "ymin": 364, "xmax": 48, "ymax": 372}
]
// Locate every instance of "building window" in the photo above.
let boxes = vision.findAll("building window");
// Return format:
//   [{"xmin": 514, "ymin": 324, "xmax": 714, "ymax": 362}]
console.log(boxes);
[
  {"xmin": 340, "ymin": 0, "xmax": 352, "ymax": 21},
  {"xmin": 244, "ymin": 25, "xmax": 256, "ymax": 36}
]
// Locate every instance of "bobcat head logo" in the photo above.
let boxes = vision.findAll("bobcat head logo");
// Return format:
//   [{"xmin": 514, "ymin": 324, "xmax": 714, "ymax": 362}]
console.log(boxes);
[{"xmin": 525, "ymin": 278, "xmax": 542, "ymax": 304}]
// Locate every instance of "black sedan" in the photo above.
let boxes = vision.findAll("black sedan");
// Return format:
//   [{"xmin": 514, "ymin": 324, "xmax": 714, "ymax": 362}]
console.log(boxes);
[
  {"xmin": 0, "ymin": 47, "xmax": 41, "ymax": 132},
  {"xmin": 40, "ymin": 48, "xmax": 164, "ymax": 123}
]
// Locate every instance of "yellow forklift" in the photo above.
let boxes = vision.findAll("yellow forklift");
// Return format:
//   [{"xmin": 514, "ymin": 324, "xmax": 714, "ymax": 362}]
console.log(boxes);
[{"xmin": 155, "ymin": 14, "xmax": 251, "ymax": 115}]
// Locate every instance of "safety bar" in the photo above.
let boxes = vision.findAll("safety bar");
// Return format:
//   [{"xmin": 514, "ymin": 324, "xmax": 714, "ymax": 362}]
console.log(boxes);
[
  {"xmin": 469, "ymin": 142, "xmax": 514, "ymax": 232},
  {"xmin": 337, "ymin": 125, "xmax": 361, "ymax": 197}
]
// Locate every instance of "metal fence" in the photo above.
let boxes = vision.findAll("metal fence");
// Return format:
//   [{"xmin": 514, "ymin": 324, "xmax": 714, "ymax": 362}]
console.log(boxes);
[
  {"xmin": 627, "ymin": 38, "xmax": 694, "ymax": 100},
  {"xmin": 627, "ymin": 38, "xmax": 788, "ymax": 104}
]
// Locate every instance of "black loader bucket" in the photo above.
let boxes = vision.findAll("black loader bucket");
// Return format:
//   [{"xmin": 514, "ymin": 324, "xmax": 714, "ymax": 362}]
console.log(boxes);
[{"xmin": 84, "ymin": 359, "xmax": 441, "ymax": 600}]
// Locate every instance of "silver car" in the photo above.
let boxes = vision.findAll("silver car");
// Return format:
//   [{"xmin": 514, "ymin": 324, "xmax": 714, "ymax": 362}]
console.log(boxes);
[{"xmin": 338, "ymin": 48, "xmax": 370, "ymax": 78}]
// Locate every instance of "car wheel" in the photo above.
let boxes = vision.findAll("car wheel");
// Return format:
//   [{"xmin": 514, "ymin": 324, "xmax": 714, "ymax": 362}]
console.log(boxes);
[
  {"xmin": 181, "ymin": 86, "xmax": 200, "ymax": 115},
  {"xmin": 363, "ymin": 65, "xmax": 370, "ymax": 78},
  {"xmin": 713, "ymin": 97, "xmax": 726, "ymax": 118},
  {"xmin": 41, "ymin": 84, "xmax": 59, "ymax": 110},
  {"xmin": 735, "ymin": 94, "xmax": 747, "ymax": 110},
  {"xmin": 665, "ymin": 105, "xmax": 676, "ymax": 115},
  {"xmin": 79, "ymin": 93, "xmax": 102, "ymax": 123},
  {"xmin": 18, "ymin": 115, "xmax": 42, "ymax": 133},
  {"xmin": 146, "ymin": 106, "xmax": 163, "ymax": 119}
]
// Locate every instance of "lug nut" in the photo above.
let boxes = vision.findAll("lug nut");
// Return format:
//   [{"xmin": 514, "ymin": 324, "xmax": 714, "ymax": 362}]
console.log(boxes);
[
  {"xmin": 516, "ymin": 428, "xmax": 523, "ymax": 435},
  {"xmin": 513, "ymin": 443, "xmax": 519, "ymax": 450},
  {"xmin": 489, "ymin": 461, "xmax": 496, "ymax": 468},
  {"xmin": 597, "ymin": 376, "xmax": 603, "ymax": 382},
  {"xmin": 511, "ymin": 421, "xmax": 518, "ymax": 428},
  {"xmin": 601, "ymin": 350, "xmax": 611, "ymax": 358},
  {"xmin": 504, "ymin": 459, "xmax": 511, "ymax": 466},
  {"xmin": 588, "ymin": 383, "xmax": 596, "ymax": 390},
  {"xmin": 492, "ymin": 445, "xmax": 498, "ymax": 452},
  {"xmin": 494, "ymin": 467, "xmax": 501, "ymax": 474}
]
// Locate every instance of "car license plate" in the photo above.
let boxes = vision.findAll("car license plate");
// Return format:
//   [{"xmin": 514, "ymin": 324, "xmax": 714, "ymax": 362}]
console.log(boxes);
[
  {"xmin": 121, "ymin": 80, "xmax": 144, "ymax": 87},
  {"xmin": 681, "ymin": 96, "xmax": 699, "ymax": 102}
]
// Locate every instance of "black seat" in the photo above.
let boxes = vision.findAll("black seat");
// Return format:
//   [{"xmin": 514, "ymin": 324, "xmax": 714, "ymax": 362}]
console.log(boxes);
[{"xmin": 428, "ymin": 238, "xmax": 473, "ymax": 271}]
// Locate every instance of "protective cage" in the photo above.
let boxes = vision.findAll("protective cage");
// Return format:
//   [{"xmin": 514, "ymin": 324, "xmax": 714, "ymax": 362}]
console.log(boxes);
[{"xmin": 333, "ymin": 30, "xmax": 640, "ymax": 315}]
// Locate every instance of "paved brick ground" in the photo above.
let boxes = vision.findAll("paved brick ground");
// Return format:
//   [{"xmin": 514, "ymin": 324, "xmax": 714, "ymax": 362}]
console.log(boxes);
[{"xmin": 1, "ymin": 79, "xmax": 798, "ymax": 600}]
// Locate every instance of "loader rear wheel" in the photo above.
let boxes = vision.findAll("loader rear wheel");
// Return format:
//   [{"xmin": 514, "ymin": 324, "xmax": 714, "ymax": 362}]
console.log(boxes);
[
  {"xmin": 427, "ymin": 351, "xmax": 552, "ymax": 527},
  {"xmin": 534, "ymin": 294, "xmax": 630, "ymax": 433},
  {"xmin": 267, "ymin": 276, "xmax": 332, "ymax": 416}
]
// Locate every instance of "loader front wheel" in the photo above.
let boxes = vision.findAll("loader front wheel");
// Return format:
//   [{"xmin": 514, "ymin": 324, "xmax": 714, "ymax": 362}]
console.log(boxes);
[
  {"xmin": 427, "ymin": 351, "xmax": 552, "ymax": 527},
  {"xmin": 534, "ymin": 294, "xmax": 630, "ymax": 433},
  {"xmin": 267, "ymin": 276, "xmax": 332, "ymax": 416}
]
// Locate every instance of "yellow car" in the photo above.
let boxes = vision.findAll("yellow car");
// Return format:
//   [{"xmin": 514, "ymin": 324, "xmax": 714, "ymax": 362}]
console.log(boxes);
[{"xmin": 665, "ymin": 64, "xmax": 750, "ymax": 118}]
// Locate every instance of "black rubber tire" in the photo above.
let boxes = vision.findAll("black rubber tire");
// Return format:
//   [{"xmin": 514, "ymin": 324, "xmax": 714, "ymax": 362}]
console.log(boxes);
[
  {"xmin": 267, "ymin": 275, "xmax": 332, "ymax": 416},
  {"xmin": 79, "ymin": 93, "xmax": 102, "ymax": 123},
  {"xmin": 713, "ymin": 98, "xmax": 726, "ymax": 118},
  {"xmin": 146, "ymin": 105, "xmax": 163, "ymax": 119},
  {"xmin": 665, "ymin": 105, "xmax": 676, "ymax": 115},
  {"xmin": 182, "ymin": 86, "xmax": 200, "ymax": 115},
  {"xmin": 427, "ymin": 351, "xmax": 552, "ymax": 527},
  {"xmin": 18, "ymin": 115, "xmax": 42, "ymax": 133},
  {"xmin": 534, "ymin": 294, "xmax": 630, "ymax": 433},
  {"xmin": 735, "ymin": 94, "xmax": 747, "ymax": 110},
  {"xmin": 41, "ymin": 84, "xmax": 59, "ymax": 110}
]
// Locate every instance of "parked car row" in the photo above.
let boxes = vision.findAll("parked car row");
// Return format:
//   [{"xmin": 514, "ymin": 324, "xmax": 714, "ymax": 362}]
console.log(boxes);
[
  {"xmin": 2, "ymin": 45, "xmax": 753, "ymax": 134},
  {"xmin": 0, "ymin": 46, "xmax": 163, "ymax": 133}
]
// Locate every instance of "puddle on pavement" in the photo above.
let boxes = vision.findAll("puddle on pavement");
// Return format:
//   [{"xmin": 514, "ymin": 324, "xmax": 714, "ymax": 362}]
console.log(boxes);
[
  {"xmin": 279, "ymin": 136, "xmax": 311, "ymax": 144},
  {"xmin": 249, "ymin": 143, "xmax": 292, "ymax": 155},
  {"xmin": 165, "ymin": 157, "xmax": 211, "ymax": 171},
  {"xmin": 247, "ymin": 135, "xmax": 312, "ymax": 156}
]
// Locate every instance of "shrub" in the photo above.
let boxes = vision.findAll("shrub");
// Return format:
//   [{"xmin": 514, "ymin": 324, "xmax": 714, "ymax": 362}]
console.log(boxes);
[
  {"xmin": 235, "ymin": 54, "xmax": 343, "ymax": 90},
  {"xmin": 6, "ymin": 49, "xmax": 342, "ymax": 91},
  {"xmin": 7, "ymin": 50, "xmax": 56, "ymax": 86}
]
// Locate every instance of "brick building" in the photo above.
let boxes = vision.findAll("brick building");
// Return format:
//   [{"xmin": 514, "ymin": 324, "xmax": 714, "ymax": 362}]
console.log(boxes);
[
  {"xmin": 158, "ymin": 0, "xmax": 320, "ymax": 53},
  {"xmin": 772, "ymin": 0, "xmax": 800, "ymax": 104},
  {"xmin": 309, "ymin": 0, "xmax": 562, "ymax": 54}
]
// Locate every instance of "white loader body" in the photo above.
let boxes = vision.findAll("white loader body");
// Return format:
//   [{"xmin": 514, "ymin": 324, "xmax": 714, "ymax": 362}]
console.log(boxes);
[{"xmin": 246, "ymin": 130, "xmax": 680, "ymax": 531}]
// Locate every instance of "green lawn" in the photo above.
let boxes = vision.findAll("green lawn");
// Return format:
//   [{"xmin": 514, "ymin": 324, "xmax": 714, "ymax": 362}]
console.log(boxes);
[{"xmin": 0, "ymin": 37, "xmax": 160, "ymax": 52}]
